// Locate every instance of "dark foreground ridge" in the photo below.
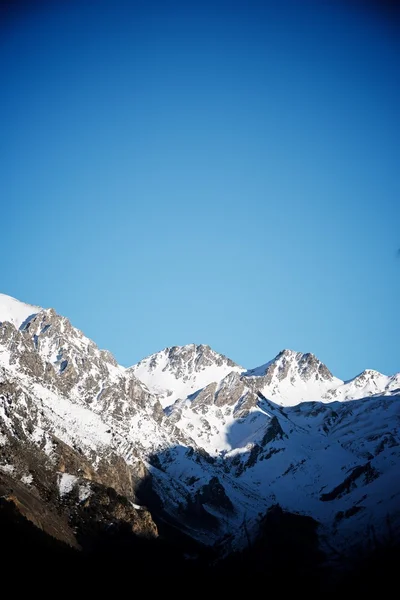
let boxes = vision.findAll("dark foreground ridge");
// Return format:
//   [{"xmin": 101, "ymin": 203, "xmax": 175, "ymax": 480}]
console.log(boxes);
[{"xmin": 2, "ymin": 493, "xmax": 399, "ymax": 594}]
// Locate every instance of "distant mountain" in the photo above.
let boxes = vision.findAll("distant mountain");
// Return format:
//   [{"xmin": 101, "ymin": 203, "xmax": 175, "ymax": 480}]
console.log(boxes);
[
  {"xmin": 130, "ymin": 343, "xmax": 243, "ymax": 408},
  {"xmin": 1, "ymin": 292, "xmax": 399, "ymax": 572},
  {"xmin": 242, "ymin": 348, "xmax": 343, "ymax": 405}
]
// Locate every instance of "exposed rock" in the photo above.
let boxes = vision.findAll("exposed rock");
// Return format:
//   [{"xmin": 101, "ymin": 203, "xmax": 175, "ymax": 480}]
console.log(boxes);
[
  {"xmin": 0, "ymin": 472, "xmax": 79, "ymax": 548},
  {"xmin": 233, "ymin": 391, "xmax": 259, "ymax": 418},
  {"xmin": 320, "ymin": 462, "xmax": 380, "ymax": 501},
  {"xmin": 261, "ymin": 416, "xmax": 285, "ymax": 445},
  {"xmin": 196, "ymin": 476, "xmax": 234, "ymax": 511},
  {"xmin": 214, "ymin": 372, "xmax": 245, "ymax": 407},
  {"xmin": 191, "ymin": 382, "xmax": 218, "ymax": 409}
]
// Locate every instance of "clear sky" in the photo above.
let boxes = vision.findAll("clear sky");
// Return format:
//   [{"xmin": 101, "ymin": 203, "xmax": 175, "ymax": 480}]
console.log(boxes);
[{"xmin": 1, "ymin": 0, "xmax": 399, "ymax": 379}]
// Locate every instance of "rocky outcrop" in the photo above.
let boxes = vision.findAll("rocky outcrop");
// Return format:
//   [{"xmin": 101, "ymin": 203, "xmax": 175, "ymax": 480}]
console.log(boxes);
[
  {"xmin": 191, "ymin": 382, "xmax": 218, "ymax": 410},
  {"xmin": 196, "ymin": 476, "xmax": 234, "ymax": 511},
  {"xmin": 162, "ymin": 344, "xmax": 238, "ymax": 380},
  {"xmin": 320, "ymin": 462, "xmax": 380, "ymax": 502},
  {"xmin": 261, "ymin": 416, "xmax": 285, "ymax": 445}
]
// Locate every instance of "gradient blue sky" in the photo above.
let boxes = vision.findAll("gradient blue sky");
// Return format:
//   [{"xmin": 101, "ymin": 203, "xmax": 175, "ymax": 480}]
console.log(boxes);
[{"xmin": 1, "ymin": 0, "xmax": 399, "ymax": 378}]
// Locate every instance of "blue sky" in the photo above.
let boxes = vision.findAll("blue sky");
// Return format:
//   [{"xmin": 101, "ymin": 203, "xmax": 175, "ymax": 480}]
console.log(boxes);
[{"xmin": 1, "ymin": 0, "xmax": 399, "ymax": 378}]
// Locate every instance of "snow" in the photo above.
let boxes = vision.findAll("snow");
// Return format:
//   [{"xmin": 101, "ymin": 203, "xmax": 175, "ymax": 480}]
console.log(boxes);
[
  {"xmin": 29, "ymin": 381, "xmax": 114, "ymax": 454},
  {"xmin": 242, "ymin": 358, "xmax": 274, "ymax": 377},
  {"xmin": 131, "ymin": 345, "xmax": 244, "ymax": 408},
  {"xmin": 58, "ymin": 472, "xmax": 78, "ymax": 497},
  {"xmin": 21, "ymin": 473, "xmax": 33, "ymax": 485},
  {"xmin": 78, "ymin": 483, "xmax": 91, "ymax": 502},
  {"xmin": 0, "ymin": 463, "xmax": 15, "ymax": 474},
  {"xmin": 0, "ymin": 293, "xmax": 41, "ymax": 329},
  {"xmin": 260, "ymin": 375, "xmax": 343, "ymax": 406}
]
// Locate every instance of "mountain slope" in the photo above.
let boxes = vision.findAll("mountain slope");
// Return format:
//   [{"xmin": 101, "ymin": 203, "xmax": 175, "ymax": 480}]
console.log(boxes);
[{"xmin": 0, "ymin": 293, "xmax": 40, "ymax": 329}]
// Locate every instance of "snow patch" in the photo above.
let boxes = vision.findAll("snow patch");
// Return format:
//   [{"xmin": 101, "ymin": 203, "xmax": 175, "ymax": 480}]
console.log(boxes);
[
  {"xmin": 58, "ymin": 472, "xmax": 78, "ymax": 497},
  {"xmin": 78, "ymin": 482, "xmax": 91, "ymax": 502},
  {"xmin": 0, "ymin": 463, "xmax": 15, "ymax": 474},
  {"xmin": 21, "ymin": 473, "xmax": 33, "ymax": 485}
]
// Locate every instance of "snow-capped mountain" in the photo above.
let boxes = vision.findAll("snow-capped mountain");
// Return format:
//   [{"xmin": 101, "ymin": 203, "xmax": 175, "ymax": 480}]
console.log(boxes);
[
  {"xmin": 0, "ymin": 295, "xmax": 265, "ymax": 547},
  {"xmin": 243, "ymin": 349, "xmax": 343, "ymax": 406},
  {"xmin": 323, "ymin": 369, "xmax": 400, "ymax": 401},
  {"xmin": 1, "ymin": 292, "xmax": 399, "ymax": 562},
  {"xmin": 130, "ymin": 344, "xmax": 243, "ymax": 408},
  {"xmin": 130, "ymin": 337, "xmax": 400, "ymax": 553}
]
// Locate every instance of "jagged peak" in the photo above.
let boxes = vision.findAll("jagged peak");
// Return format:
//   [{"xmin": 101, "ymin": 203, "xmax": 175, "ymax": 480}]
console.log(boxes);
[
  {"xmin": 361, "ymin": 369, "xmax": 383, "ymax": 376},
  {"xmin": 15, "ymin": 304, "xmax": 122, "ymax": 372},
  {"xmin": 276, "ymin": 349, "xmax": 320, "ymax": 363},
  {"xmin": 277, "ymin": 348, "xmax": 299, "ymax": 359},
  {"xmin": 163, "ymin": 343, "xmax": 226, "ymax": 358},
  {"xmin": 132, "ymin": 343, "xmax": 240, "ymax": 371},
  {"xmin": 347, "ymin": 369, "xmax": 386, "ymax": 384},
  {"xmin": 165, "ymin": 343, "xmax": 213, "ymax": 356},
  {"xmin": 244, "ymin": 349, "xmax": 334, "ymax": 383},
  {"xmin": 360, "ymin": 369, "xmax": 383, "ymax": 377}
]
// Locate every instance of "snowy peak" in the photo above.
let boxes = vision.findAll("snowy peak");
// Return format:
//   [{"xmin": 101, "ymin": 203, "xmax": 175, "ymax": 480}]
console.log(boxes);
[
  {"xmin": 323, "ymin": 368, "xmax": 396, "ymax": 402},
  {"xmin": 265, "ymin": 349, "xmax": 334, "ymax": 384},
  {"xmin": 348, "ymin": 369, "xmax": 386, "ymax": 385},
  {"xmin": 130, "ymin": 344, "xmax": 243, "ymax": 408},
  {"xmin": 0, "ymin": 293, "xmax": 41, "ymax": 330},
  {"xmin": 149, "ymin": 343, "xmax": 239, "ymax": 375},
  {"xmin": 23, "ymin": 306, "xmax": 119, "ymax": 369},
  {"xmin": 243, "ymin": 349, "xmax": 342, "ymax": 406},
  {"xmin": 244, "ymin": 349, "xmax": 336, "ymax": 385},
  {"xmin": 244, "ymin": 349, "xmax": 334, "ymax": 382}
]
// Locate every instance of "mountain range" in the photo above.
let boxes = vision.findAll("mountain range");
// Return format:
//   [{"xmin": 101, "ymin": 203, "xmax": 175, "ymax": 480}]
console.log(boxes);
[{"xmin": 1, "ymin": 292, "xmax": 399, "ymax": 586}]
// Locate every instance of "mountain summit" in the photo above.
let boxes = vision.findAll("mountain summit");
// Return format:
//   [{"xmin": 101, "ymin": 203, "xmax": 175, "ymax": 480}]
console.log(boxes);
[
  {"xmin": 130, "ymin": 343, "xmax": 243, "ymax": 407},
  {"xmin": 242, "ymin": 348, "xmax": 343, "ymax": 405}
]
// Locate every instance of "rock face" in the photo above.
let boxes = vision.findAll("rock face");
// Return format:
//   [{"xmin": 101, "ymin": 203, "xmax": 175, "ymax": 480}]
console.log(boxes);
[
  {"xmin": 196, "ymin": 476, "xmax": 234, "ymax": 512},
  {"xmin": 0, "ymin": 365, "xmax": 159, "ymax": 547},
  {"xmin": 1, "ymin": 292, "xmax": 400, "ymax": 562}
]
